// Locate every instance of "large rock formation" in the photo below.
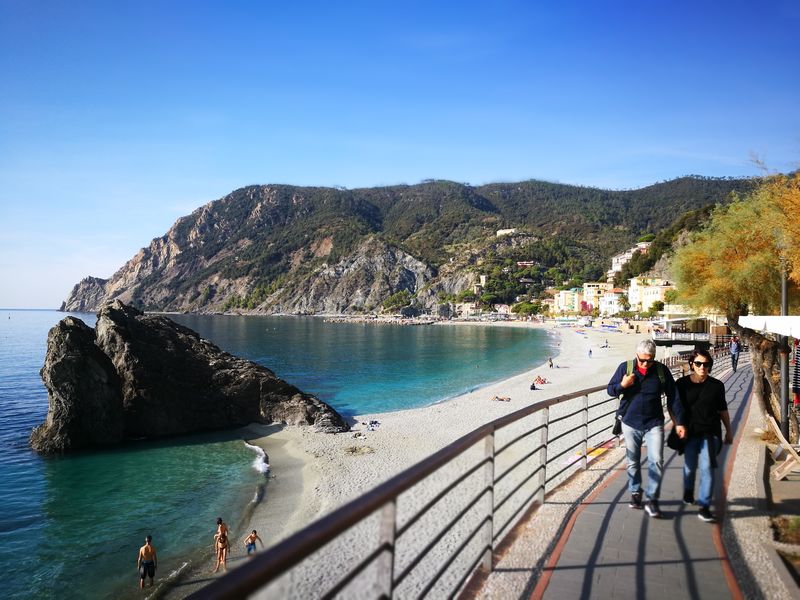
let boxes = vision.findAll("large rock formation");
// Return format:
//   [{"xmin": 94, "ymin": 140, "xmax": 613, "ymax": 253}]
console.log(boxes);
[{"xmin": 31, "ymin": 301, "xmax": 347, "ymax": 453}]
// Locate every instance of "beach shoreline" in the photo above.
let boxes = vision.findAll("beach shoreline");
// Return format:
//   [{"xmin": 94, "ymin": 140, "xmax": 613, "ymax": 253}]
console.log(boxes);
[
  {"xmin": 164, "ymin": 320, "xmax": 660, "ymax": 597},
  {"xmin": 232, "ymin": 324, "xmax": 655, "ymax": 587}
]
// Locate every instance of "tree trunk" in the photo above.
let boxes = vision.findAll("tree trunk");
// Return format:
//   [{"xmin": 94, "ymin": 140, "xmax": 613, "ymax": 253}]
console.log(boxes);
[{"xmin": 732, "ymin": 319, "xmax": 799, "ymax": 443}]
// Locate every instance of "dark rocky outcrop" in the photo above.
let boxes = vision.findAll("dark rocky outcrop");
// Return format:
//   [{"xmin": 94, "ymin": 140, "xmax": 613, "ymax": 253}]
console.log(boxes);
[{"xmin": 31, "ymin": 301, "xmax": 347, "ymax": 454}]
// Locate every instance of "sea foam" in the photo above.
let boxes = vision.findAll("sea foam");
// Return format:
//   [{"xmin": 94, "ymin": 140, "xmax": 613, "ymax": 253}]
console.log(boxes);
[{"xmin": 244, "ymin": 441, "xmax": 271, "ymax": 475}]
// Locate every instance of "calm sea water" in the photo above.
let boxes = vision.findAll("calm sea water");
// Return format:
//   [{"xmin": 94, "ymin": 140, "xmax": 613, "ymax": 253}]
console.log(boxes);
[{"xmin": 0, "ymin": 310, "xmax": 554, "ymax": 599}]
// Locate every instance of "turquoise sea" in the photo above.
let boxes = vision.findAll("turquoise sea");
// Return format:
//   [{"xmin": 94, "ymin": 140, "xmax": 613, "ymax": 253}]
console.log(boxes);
[{"xmin": 0, "ymin": 310, "xmax": 555, "ymax": 599}]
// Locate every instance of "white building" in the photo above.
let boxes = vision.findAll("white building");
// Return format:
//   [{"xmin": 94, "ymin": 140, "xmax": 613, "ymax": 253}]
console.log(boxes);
[
  {"xmin": 599, "ymin": 288, "xmax": 627, "ymax": 316},
  {"xmin": 628, "ymin": 276, "xmax": 673, "ymax": 312},
  {"xmin": 582, "ymin": 282, "xmax": 612, "ymax": 311},
  {"xmin": 607, "ymin": 241, "xmax": 653, "ymax": 282}
]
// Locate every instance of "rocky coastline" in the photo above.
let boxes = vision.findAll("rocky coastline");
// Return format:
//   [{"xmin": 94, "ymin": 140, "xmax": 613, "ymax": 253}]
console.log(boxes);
[{"xmin": 31, "ymin": 301, "xmax": 347, "ymax": 454}]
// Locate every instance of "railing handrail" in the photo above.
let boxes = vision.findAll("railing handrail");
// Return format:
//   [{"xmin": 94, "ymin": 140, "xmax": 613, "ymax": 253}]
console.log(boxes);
[
  {"xmin": 189, "ymin": 384, "xmax": 609, "ymax": 598},
  {"xmin": 190, "ymin": 348, "xmax": 732, "ymax": 599}
]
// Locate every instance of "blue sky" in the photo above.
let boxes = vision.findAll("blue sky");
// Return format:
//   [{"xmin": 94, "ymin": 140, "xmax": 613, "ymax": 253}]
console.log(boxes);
[{"xmin": 1, "ymin": 1, "xmax": 798, "ymax": 308}]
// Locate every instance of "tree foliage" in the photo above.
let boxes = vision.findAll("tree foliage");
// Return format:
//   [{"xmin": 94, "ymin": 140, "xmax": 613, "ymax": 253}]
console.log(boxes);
[
  {"xmin": 671, "ymin": 174, "xmax": 800, "ymax": 440},
  {"xmin": 672, "ymin": 191, "xmax": 796, "ymax": 318}
]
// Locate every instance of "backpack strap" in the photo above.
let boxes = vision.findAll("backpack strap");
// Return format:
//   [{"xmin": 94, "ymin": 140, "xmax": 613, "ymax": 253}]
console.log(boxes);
[{"xmin": 627, "ymin": 359, "xmax": 665, "ymax": 387}]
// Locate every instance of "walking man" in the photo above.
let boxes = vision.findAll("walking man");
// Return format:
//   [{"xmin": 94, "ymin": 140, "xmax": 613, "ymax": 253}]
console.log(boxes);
[
  {"xmin": 729, "ymin": 336, "xmax": 741, "ymax": 373},
  {"xmin": 607, "ymin": 339, "xmax": 686, "ymax": 518}
]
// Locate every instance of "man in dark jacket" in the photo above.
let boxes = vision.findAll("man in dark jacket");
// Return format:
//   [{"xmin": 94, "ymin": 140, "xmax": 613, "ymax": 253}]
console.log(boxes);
[{"xmin": 608, "ymin": 339, "xmax": 686, "ymax": 518}]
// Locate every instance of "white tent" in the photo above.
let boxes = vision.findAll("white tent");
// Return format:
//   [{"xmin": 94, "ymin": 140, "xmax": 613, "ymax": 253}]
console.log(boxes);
[{"xmin": 739, "ymin": 315, "xmax": 800, "ymax": 338}]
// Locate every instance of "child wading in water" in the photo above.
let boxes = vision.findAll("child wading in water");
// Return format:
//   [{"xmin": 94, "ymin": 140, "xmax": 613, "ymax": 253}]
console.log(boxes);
[{"xmin": 244, "ymin": 530, "xmax": 264, "ymax": 556}]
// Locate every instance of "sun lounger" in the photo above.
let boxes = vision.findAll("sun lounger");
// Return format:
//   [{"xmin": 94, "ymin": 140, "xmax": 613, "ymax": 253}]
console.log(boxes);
[{"xmin": 766, "ymin": 415, "xmax": 800, "ymax": 480}]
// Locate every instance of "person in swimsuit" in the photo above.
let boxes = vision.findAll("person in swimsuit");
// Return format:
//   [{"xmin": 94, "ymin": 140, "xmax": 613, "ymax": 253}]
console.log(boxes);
[
  {"xmin": 137, "ymin": 535, "xmax": 157, "ymax": 588},
  {"xmin": 213, "ymin": 531, "xmax": 229, "ymax": 573},
  {"xmin": 214, "ymin": 517, "xmax": 228, "ymax": 542},
  {"xmin": 244, "ymin": 530, "xmax": 264, "ymax": 556}
]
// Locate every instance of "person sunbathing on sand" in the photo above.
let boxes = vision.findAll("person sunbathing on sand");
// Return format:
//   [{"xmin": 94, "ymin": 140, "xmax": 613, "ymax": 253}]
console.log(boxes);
[
  {"xmin": 491, "ymin": 395, "xmax": 511, "ymax": 402},
  {"xmin": 534, "ymin": 376, "xmax": 550, "ymax": 385}
]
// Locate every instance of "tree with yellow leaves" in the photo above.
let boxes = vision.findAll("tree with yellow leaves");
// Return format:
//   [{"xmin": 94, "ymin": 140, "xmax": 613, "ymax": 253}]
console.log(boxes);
[{"xmin": 672, "ymin": 173, "xmax": 800, "ymax": 440}]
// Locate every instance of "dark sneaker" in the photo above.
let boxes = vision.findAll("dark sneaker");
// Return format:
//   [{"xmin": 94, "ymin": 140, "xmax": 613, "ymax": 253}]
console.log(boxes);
[
  {"xmin": 645, "ymin": 499, "xmax": 663, "ymax": 518},
  {"xmin": 683, "ymin": 490, "xmax": 695, "ymax": 505},
  {"xmin": 698, "ymin": 506, "xmax": 715, "ymax": 522},
  {"xmin": 629, "ymin": 492, "xmax": 643, "ymax": 509}
]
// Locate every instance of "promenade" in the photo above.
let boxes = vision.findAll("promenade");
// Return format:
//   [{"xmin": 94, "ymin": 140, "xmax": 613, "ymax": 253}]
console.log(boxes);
[{"xmin": 475, "ymin": 363, "xmax": 800, "ymax": 600}]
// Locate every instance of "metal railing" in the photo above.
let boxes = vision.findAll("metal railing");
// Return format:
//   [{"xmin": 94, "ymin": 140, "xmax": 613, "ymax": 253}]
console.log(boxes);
[{"xmin": 189, "ymin": 349, "xmax": 730, "ymax": 599}]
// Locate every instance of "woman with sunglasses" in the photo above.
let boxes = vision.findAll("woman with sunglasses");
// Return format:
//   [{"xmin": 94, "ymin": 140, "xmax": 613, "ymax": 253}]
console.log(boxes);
[{"xmin": 676, "ymin": 349, "xmax": 733, "ymax": 522}]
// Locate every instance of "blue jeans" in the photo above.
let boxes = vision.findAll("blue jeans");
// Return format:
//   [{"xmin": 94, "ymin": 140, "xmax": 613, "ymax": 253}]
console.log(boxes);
[
  {"xmin": 683, "ymin": 435, "xmax": 721, "ymax": 508},
  {"xmin": 622, "ymin": 422, "xmax": 664, "ymax": 500},
  {"xmin": 730, "ymin": 353, "xmax": 739, "ymax": 372}
]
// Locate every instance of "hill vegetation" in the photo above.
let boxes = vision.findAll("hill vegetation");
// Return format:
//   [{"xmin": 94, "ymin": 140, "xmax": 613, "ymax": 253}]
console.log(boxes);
[{"xmin": 61, "ymin": 176, "xmax": 756, "ymax": 314}]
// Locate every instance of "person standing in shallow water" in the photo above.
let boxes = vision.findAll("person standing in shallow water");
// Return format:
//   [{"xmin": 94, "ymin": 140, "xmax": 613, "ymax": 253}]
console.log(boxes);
[
  {"xmin": 137, "ymin": 535, "xmax": 157, "ymax": 588},
  {"xmin": 244, "ymin": 530, "xmax": 264, "ymax": 556},
  {"xmin": 676, "ymin": 349, "xmax": 733, "ymax": 523},
  {"xmin": 213, "ymin": 530, "xmax": 229, "ymax": 572}
]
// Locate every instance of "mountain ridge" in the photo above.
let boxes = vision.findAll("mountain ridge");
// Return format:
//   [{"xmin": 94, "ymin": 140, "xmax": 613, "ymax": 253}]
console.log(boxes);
[{"xmin": 61, "ymin": 176, "xmax": 755, "ymax": 314}]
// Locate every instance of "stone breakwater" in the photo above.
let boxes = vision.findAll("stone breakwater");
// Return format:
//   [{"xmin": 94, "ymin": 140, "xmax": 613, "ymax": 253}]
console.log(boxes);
[{"xmin": 31, "ymin": 301, "xmax": 347, "ymax": 453}]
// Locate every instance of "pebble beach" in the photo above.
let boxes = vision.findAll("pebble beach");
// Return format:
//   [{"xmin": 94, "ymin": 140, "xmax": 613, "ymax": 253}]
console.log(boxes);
[{"xmin": 191, "ymin": 321, "xmax": 659, "ymax": 597}]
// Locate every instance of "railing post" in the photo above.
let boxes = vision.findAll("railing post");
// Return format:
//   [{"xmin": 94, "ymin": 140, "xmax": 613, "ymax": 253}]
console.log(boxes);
[
  {"xmin": 482, "ymin": 430, "xmax": 495, "ymax": 572},
  {"xmin": 375, "ymin": 500, "xmax": 397, "ymax": 599},
  {"xmin": 581, "ymin": 394, "xmax": 589, "ymax": 470},
  {"xmin": 536, "ymin": 407, "xmax": 549, "ymax": 505}
]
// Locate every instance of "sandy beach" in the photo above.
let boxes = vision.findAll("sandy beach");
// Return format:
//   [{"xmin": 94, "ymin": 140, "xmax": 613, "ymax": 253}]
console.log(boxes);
[
  {"xmin": 161, "ymin": 320, "xmax": 664, "ymax": 597},
  {"xmin": 209, "ymin": 321, "xmax": 660, "ymax": 594}
]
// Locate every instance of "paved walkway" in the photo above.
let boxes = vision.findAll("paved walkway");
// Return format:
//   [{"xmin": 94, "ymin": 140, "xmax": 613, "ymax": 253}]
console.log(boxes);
[{"xmin": 529, "ymin": 367, "xmax": 753, "ymax": 600}]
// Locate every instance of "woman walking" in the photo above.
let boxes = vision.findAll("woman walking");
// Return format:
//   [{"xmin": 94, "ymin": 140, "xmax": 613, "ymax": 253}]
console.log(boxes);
[{"xmin": 676, "ymin": 349, "xmax": 733, "ymax": 522}]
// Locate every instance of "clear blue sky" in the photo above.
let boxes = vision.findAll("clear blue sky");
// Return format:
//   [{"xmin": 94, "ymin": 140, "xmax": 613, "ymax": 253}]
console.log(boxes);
[{"xmin": 1, "ymin": 1, "xmax": 798, "ymax": 308}]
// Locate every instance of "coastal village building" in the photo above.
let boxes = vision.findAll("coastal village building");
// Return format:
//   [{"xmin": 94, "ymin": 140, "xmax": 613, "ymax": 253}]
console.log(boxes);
[
  {"xmin": 606, "ymin": 241, "xmax": 653, "ymax": 282},
  {"xmin": 539, "ymin": 297, "xmax": 556, "ymax": 313},
  {"xmin": 555, "ymin": 288, "xmax": 583, "ymax": 314},
  {"xmin": 582, "ymin": 282, "xmax": 613, "ymax": 312},
  {"xmin": 496, "ymin": 228, "xmax": 518, "ymax": 237},
  {"xmin": 627, "ymin": 276, "xmax": 673, "ymax": 312},
  {"xmin": 599, "ymin": 288, "xmax": 627, "ymax": 316},
  {"xmin": 455, "ymin": 302, "xmax": 480, "ymax": 317}
]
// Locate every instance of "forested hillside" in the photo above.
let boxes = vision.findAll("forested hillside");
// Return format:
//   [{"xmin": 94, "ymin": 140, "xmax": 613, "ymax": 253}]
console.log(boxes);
[{"xmin": 61, "ymin": 176, "xmax": 755, "ymax": 314}]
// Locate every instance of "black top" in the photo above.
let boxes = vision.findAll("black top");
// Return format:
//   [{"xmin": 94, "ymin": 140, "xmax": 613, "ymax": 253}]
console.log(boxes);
[{"xmin": 676, "ymin": 375, "xmax": 727, "ymax": 438}]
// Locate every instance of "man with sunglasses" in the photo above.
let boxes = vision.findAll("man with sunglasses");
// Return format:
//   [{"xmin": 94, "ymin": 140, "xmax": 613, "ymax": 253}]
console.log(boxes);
[
  {"xmin": 676, "ymin": 349, "xmax": 732, "ymax": 522},
  {"xmin": 608, "ymin": 339, "xmax": 685, "ymax": 518}
]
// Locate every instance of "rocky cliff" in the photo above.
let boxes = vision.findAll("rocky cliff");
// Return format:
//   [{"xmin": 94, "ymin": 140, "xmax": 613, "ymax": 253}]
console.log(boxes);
[
  {"xmin": 31, "ymin": 301, "xmax": 347, "ymax": 453},
  {"xmin": 60, "ymin": 178, "xmax": 754, "ymax": 315}
]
